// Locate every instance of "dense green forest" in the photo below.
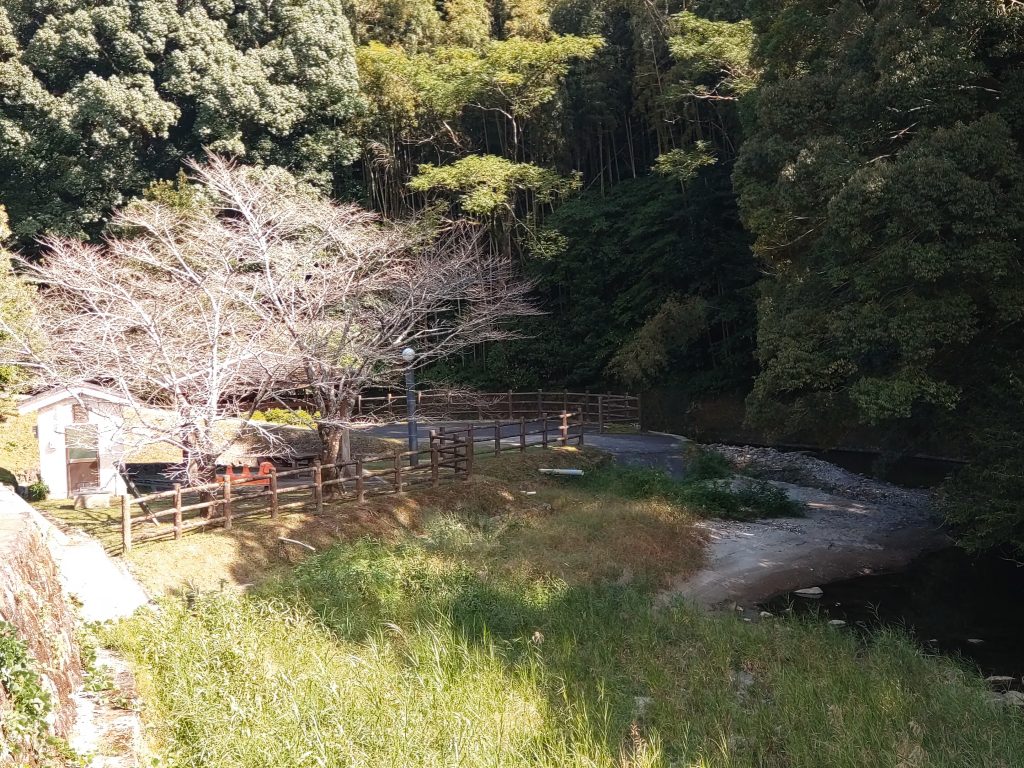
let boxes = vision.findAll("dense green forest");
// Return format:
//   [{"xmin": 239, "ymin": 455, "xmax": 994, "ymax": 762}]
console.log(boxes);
[{"xmin": 1, "ymin": 0, "xmax": 1022, "ymax": 550}]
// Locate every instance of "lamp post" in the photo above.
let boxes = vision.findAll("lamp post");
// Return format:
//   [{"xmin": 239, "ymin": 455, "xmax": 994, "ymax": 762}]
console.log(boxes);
[{"xmin": 402, "ymin": 347, "xmax": 418, "ymax": 466}]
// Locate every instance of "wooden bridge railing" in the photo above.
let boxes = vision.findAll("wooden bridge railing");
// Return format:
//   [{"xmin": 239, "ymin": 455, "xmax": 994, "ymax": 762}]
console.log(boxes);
[{"xmin": 120, "ymin": 412, "xmax": 584, "ymax": 554}]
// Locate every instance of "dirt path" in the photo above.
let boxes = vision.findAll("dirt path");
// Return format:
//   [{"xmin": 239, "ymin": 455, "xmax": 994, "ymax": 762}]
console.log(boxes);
[{"xmin": 659, "ymin": 447, "xmax": 950, "ymax": 608}]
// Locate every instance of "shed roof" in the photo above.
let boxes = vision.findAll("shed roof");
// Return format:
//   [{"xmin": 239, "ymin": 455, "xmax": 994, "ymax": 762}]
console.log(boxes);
[{"xmin": 17, "ymin": 385, "xmax": 130, "ymax": 415}]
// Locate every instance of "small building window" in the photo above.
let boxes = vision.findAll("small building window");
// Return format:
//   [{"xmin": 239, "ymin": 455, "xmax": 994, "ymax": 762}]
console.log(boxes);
[{"xmin": 66, "ymin": 425, "xmax": 99, "ymax": 462}]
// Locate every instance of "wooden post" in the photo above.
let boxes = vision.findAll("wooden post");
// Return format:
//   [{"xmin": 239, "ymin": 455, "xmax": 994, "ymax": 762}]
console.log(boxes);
[
  {"xmin": 356, "ymin": 394, "xmax": 362, "ymax": 416},
  {"xmin": 121, "ymin": 494, "xmax": 132, "ymax": 555},
  {"xmin": 394, "ymin": 454, "xmax": 403, "ymax": 493},
  {"xmin": 269, "ymin": 468, "xmax": 279, "ymax": 519},
  {"xmin": 430, "ymin": 430, "xmax": 439, "ymax": 487},
  {"xmin": 519, "ymin": 417, "xmax": 526, "ymax": 452},
  {"xmin": 173, "ymin": 484, "xmax": 182, "ymax": 540},
  {"xmin": 542, "ymin": 416, "xmax": 548, "ymax": 448},
  {"xmin": 494, "ymin": 420, "xmax": 501, "ymax": 456},
  {"xmin": 598, "ymin": 395, "xmax": 605, "ymax": 434},
  {"xmin": 466, "ymin": 426, "xmax": 475, "ymax": 477},
  {"xmin": 577, "ymin": 412, "xmax": 585, "ymax": 446},
  {"xmin": 223, "ymin": 474, "xmax": 233, "ymax": 531},
  {"xmin": 313, "ymin": 461, "xmax": 323, "ymax": 514},
  {"xmin": 560, "ymin": 412, "xmax": 569, "ymax": 446},
  {"xmin": 636, "ymin": 393, "xmax": 643, "ymax": 431},
  {"xmin": 356, "ymin": 459, "xmax": 365, "ymax": 502}
]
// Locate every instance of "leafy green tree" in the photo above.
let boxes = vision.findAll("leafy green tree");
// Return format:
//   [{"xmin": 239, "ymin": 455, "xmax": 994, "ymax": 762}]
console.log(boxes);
[
  {"xmin": 735, "ymin": 0, "xmax": 1024, "ymax": 548},
  {"xmin": 0, "ymin": 206, "xmax": 34, "ymax": 396},
  {"xmin": 440, "ymin": 172, "xmax": 757, "ymax": 390},
  {"xmin": 0, "ymin": 0, "xmax": 361, "ymax": 242}
]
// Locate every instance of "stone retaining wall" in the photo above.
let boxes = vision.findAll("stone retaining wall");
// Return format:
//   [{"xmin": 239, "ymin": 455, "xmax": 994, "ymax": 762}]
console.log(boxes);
[{"xmin": 0, "ymin": 486, "xmax": 82, "ymax": 743}]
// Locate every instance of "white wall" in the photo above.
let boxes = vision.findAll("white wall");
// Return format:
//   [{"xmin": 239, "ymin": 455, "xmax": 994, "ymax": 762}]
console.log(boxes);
[{"xmin": 33, "ymin": 398, "xmax": 127, "ymax": 499}]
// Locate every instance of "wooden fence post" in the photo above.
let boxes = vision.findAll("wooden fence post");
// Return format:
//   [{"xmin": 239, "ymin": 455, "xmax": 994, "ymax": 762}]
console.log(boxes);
[
  {"xmin": 519, "ymin": 417, "xmax": 526, "ymax": 452},
  {"xmin": 598, "ymin": 395, "xmax": 605, "ymax": 434},
  {"xmin": 577, "ymin": 412, "xmax": 585, "ymax": 446},
  {"xmin": 121, "ymin": 494, "xmax": 132, "ymax": 555},
  {"xmin": 542, "ymin": 415, "xmax": 548, "ymax": 448},
  {"xmin": 270, "ymin": 468, "xmax": 279, "ymax": 519},
  {"xmin": 430, "ymin": 430, "xmax": 439, "ymax": 487},
  {"xmin": 494, "ymin": 420, "xmax": 501, "ymax": 456},
  {"xmin": 223, "ymin": 474, "xmax": 233, "ymax": 530},
  {"xmin": 636, "ymin": 393, "xmax": 643, "ymax": 430},
  {"xmin": 173, "ymin": 483, "xmax": 182, "ymax": 540},
  {"xmin": 467, "ymin": 426, "xmax": 475, "ymax": 477},
  {"xmin": 560, "ymin": 412, "xmax": 569, "ymax": 446},
  {"xmin": 313, "ymin": 461, "xmax": 323, "ymax": 514},
  {"xmin": 356, "ymin": 394, "xmax": 362, "ymax": 416},
  {"xmin": 356, "ymin": 459, "xmax": 365, "ymax": 502}
]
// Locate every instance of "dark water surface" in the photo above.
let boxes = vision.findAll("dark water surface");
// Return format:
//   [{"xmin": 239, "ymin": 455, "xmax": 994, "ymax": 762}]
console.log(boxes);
[{"xmin": 766, "ymin": 548, "xmax": 1024, "ymax": 679}]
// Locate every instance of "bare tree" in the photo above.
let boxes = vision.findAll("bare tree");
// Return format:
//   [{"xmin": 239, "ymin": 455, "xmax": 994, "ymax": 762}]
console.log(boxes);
[
  {"xmin": 2, "ymin": 156, "xmax": 534, "ymax": 496},
  {"xmin": 190, "ymin": 156, "xmax": 537, "ymax": 485},
  {"xmin": 0, "ymin": 199, "xmax": 292, "ymax": 494}
]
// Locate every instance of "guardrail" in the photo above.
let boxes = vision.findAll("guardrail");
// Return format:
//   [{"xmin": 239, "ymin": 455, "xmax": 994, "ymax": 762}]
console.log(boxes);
[
  {"xmin": 120, "ymin": 412, "xmax": 585, "ymax": 553},
  {"xmin": 353, "ymin": 390, "xmax": 640, "ymax": 431}
]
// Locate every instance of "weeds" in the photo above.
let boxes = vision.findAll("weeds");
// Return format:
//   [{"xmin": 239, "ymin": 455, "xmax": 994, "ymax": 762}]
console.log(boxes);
[{"xmin": 576, "ymin": 460, "xmax": 801, "ymax": 521}]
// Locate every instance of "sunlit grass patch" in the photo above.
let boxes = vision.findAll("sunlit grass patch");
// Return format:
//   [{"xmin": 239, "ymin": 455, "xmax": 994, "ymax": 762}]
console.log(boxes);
[{"xmin": 105, "ymin": 532, "xmax": 1024, "ymax": 768}]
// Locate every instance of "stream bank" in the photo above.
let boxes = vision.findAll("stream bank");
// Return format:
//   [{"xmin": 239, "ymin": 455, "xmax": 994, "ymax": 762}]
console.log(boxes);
[{"xmin": 660, "ymin": 444, "xmax": 950, "ymax": 607}]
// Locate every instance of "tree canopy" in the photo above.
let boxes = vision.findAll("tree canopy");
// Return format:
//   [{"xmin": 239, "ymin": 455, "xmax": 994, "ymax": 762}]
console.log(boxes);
[{"xmin": 0, "ymin": 0, "xmax": 361, "ymax": 241}]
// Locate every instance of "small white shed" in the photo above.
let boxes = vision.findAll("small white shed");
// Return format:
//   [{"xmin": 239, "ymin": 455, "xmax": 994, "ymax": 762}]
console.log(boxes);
[{"xmin": 18, "ymin": 385, "xmax": 129, "ymax": 499}]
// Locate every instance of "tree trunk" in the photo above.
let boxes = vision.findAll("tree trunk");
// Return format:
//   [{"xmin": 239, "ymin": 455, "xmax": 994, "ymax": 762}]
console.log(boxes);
[
  {"xmin": 319, "ymin": 402, "xmax": 353, "ymax": 498},
  {"xmin": 184, "ymin": 450, "xmax": 219, "ymax": 517}
]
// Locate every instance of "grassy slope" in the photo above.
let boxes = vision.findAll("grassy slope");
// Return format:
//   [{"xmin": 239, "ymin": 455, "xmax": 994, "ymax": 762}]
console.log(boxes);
[{"xmin": 101, "ymin": 452, "xmax": 1024, "ymax": 767}]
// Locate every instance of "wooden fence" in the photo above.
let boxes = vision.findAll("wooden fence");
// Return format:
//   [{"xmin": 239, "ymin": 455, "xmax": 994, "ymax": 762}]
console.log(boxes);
[
  {"xmin": 120, "ymin": 412, "xmax": 585, "ymax": 554},
  {"xmin": 353, "ymin": 390, "xmax": 640, "ymax": 431}
]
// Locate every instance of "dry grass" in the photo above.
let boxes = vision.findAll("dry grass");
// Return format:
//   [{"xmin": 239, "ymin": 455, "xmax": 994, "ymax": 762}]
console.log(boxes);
[{"xmin": 36, "ymin": 447, "xmax": 706, "ymax": 597}]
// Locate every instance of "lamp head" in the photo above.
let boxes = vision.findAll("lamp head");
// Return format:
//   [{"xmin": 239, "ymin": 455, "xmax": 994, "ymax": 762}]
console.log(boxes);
[{"xmin": 401, "ymin": 347, "xmax": 416, "ymax": 363}]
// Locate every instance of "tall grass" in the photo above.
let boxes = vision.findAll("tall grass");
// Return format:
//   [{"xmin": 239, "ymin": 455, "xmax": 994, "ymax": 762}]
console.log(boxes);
[{"xmin": 105, "ymin": 518, "xmax": 1024, "ymax": 768}]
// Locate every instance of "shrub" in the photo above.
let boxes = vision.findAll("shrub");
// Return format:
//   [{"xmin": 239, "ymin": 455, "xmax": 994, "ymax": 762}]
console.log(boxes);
[
  {"xmin": 25, "ymin": 481, "xmax": 48, "ymax": 502},
  {"xmin": 251, "ymin": 408, "xmax": 319, "ymax": 428}
]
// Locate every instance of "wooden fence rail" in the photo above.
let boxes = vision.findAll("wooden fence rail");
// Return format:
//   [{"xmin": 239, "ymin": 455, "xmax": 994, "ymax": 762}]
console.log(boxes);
[
  {"xmin": 121, "ymin": 412, "xmax": 585, "ymax": 554},
  {"xmin": 352, "ymin": 390, "xmax": 640, "ymax": 431}
]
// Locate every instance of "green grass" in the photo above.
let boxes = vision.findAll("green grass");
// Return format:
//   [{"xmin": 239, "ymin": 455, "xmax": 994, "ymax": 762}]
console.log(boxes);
[
  {"xmin": 575, "ymin": 455, "xmax": 802, "ymax": 521},
  {"xmin": 104, "ymin": 516, "xmax": 1024, "ymax": 768}
]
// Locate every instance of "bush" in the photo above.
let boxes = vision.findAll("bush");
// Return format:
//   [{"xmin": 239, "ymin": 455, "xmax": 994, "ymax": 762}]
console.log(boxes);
[
  {"xmin": 251, "ymin": 408, "xmax": 319, "ymax": 428},
  {"xmin": 25, "ymin": 481, "xmax": 48, "ymax": 502}
]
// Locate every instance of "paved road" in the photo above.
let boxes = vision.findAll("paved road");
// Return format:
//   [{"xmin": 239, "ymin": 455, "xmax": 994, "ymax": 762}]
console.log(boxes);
[{"xmin": 365, "ymin": 422, "xmax": 689, "ymax": 479}]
